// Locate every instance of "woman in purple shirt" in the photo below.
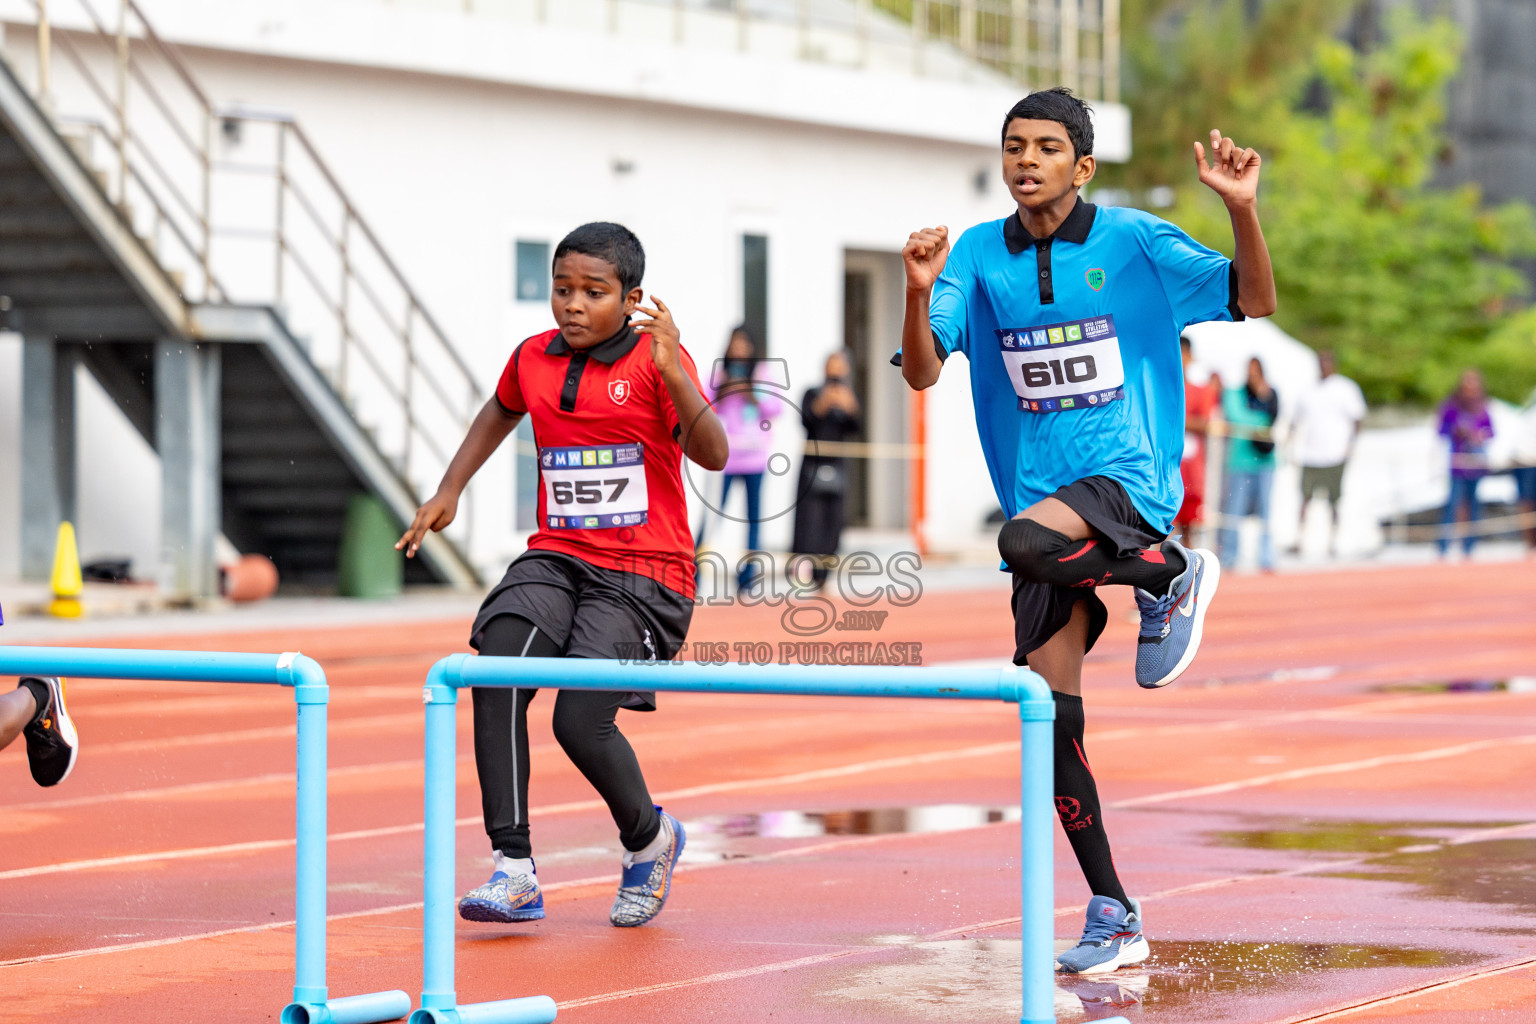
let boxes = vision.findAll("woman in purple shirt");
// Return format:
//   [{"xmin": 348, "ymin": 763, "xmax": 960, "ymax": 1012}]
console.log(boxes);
[
  {"xmin": 1438, "ymin": 369, "xmax": 1494, "ymax": 557},
  {"xmin": 697, "ymin": 326, "xmax": 782, "ymax": 589}
]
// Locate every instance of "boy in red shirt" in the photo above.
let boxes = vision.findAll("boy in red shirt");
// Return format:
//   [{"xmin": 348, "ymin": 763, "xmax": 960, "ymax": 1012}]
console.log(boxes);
[
  {"xmin": 398, "ymin": 222, "xmax": 727, "ymax": 927},
  {"xmin": 1175, "ymin": 336, "xmax": 1220, "ymax": 546}
]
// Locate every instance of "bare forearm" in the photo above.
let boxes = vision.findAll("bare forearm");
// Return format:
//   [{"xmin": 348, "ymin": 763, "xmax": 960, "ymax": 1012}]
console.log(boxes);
[
  {"xmin": 1229, "ymin": 202, "xmax": 1276, "ymax": 318},
  {"xmin": 438, "ymin": 398, "xmax": 520, "ymax": 496},
  {"xmin": 902, "ymin": 287, "xmax": 942, "ymax": 390},
  {"xmin": 663, "ymin": 366, "xmax": 728, "ymax": 470}
]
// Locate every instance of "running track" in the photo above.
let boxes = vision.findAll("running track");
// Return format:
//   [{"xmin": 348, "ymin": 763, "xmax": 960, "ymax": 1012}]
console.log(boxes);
[{"xmin": 2, "ymin": 560, "xmax": 1534, "ymax": 1022}]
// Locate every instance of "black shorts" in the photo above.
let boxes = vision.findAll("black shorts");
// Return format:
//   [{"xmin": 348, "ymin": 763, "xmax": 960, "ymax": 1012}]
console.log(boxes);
[
  {"xmin": 1011, "ymin": 476, "xmax": 1164, "ymax": 665},
  {"xmin": 469, "ymin": 550, "xmax": 694, "ymax": 711}
]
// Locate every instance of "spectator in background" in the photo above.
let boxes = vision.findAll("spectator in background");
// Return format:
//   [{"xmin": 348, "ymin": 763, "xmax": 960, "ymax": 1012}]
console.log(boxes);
[
  {"xmin": 1218, "ymin": 357, "xmax": 1280, "ymax": 572},
  {"xmin": 696, "ymin": 325, "xmax": 782, "ymax": 591},
  {"xmin": 1515, "ymin": 387, "xmax": 1536, "ymax": 555},
  {"xmin": 1288, "ymin": 350, "xmax": 1366, "ymax": 558},
  {"xmin": 1437, "ymin": 369, "xmax": 1494, "ymax": 559},
  {"xmin": 790, "ymin": 350, "xmax": 861, "ymax": 590},
  {"xmin": 1175, "ymin": 336, "xmax": 1221, "ymax": 548}
]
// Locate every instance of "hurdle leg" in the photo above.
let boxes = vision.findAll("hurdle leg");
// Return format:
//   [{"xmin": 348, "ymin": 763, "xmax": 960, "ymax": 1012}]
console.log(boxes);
[
  {"xmin": 1019, "ymin": 692, "xmax": 1129, "ymax": 1024},
  {"xmin": 283, "ymin": 661, "xmax": 410, "ymax": 1024},
  {"xmin": 410, "ymin": 673, "xmax": 556, "ymax": 1024},
  {"xmin": 1019, "ymin": 693, "xmax": 1055, "ymax": 1024},
  {"xmin": 416, "ymin": 679, "xmax": 461, "ymax": 1018}
]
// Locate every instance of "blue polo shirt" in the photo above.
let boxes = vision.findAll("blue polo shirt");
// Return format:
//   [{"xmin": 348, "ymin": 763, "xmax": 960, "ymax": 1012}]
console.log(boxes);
[{"xmin": 928, "ymin": 199, "xmax": 1241, "ymax": 534}]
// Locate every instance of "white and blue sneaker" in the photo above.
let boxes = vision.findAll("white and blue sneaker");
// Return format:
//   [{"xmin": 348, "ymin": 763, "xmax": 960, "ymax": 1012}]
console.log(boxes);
[
  {"xmin": 1056, "ymin": 895, "xmax": 1149, "ymax": 975},
  {"xmin": 610, "ymin": 808, "xmax": 685, "ymax": 927},
  {"xmin": 458, "ymin": 856, "xmax": 545, "ymax": 923},
  {"xmin": 1134, "ymin": 540, "xmax": 1220, "ymax": 689}
]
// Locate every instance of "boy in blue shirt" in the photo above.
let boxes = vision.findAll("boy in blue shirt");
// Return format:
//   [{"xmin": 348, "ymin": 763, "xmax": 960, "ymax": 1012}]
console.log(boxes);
[{"xmin": 899, "ymin": 88, "xmax": 1275, "ymax": 974}]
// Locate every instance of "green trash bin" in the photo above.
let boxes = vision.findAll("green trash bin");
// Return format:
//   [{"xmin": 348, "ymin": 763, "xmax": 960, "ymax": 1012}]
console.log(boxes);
[{"xmin": 336, "ymin": 493, "xmax": 404, "ymax": 598}]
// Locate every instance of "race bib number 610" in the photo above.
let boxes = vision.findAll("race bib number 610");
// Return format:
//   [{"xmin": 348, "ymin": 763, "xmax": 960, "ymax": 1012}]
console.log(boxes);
[
  {"xmin": 540, "ymin": 443, "xmax": 649, "ymax": 530},
  {"xmin": 996, "ymin": 314, "xmax": 1126, "ymax": 413}
]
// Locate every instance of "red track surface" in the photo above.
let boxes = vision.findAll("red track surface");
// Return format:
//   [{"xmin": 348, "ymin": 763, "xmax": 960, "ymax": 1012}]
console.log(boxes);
[{"xmin": 2, "ymin": 560, "xmax": 1535, "ymax": 1023}]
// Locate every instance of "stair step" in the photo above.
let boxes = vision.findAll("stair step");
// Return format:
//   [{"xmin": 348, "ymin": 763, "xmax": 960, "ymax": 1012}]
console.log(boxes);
[
  {"xmin": 226, "ymin": 488, "xmax": 353, "ymax": 512},
  {"xmin": 256, "ymin": 519, "xmax": 347, "ymax": 540},
  {"xmin": 0, "ymin": 271, "xmax": 134, "ymax": 303},
  {"xmin": 222, "ymin": 428, "xmax": 341, "ymax": 455},
  {"xmin": 0, "ymin": 178, "xmax": 62, "ymax": 206},
  {"xmin": 0, "ymin": 207, "xmax": 86, "ymax": 237},
  {"xmin": 271, "ymin": 543, "xmax": 344, "ymax": 562},
  {"xmin": 0, "ymin": 239, "xmax": 114, "ymax": 273},
  {"xmin": 222, "ymin": 461, "xmax": 357, "ymax": 485},
  {"xmin": 221, "ymin": 404, "xmax": 313, "ymax": 429}
]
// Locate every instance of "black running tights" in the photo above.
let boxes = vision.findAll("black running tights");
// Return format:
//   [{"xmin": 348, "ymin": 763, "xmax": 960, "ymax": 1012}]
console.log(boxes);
[{"xmin": 472, "ymin": 614, "xmax": 661, "ymax": 860}]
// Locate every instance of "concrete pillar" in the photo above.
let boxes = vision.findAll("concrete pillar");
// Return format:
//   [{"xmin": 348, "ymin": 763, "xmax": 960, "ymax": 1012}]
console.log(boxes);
[
  {"xmin": 20, "ymin": 336, "xmax": 76, "ymax": 581},
  {"xmin": 156, "ymin": 340, "xmax": 220, "ymax": 601}
]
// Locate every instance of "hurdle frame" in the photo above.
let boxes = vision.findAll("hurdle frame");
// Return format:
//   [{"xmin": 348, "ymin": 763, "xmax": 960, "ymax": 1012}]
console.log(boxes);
[
  {"xmin": 0, "ymin": 646, "xmax": 410, "ymax": 1024},
  {"xmin": 415, "ymin": 653, "xmax": 1131, "ymax": 1024}
]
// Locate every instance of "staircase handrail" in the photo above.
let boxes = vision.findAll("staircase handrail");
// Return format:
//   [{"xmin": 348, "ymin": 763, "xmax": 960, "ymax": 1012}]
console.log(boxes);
[
  {"xmin": 215, "ymin": 108, "xmax": 478, "ymax": 388},
  {"xmin": 19, "ymin": 0, "xmax": 486, "ymax": 563}
]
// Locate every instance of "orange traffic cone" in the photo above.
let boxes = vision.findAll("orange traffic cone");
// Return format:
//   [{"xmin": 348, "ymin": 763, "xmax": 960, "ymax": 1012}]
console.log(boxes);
[{"xmin": 48, "ymin": 522, "xmax": 83, "ymax": 619}]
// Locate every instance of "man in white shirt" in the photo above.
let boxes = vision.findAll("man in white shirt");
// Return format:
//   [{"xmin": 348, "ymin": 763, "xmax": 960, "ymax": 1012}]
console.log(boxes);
[{"xmin": 1288, "ymin": 351, "xmax": 1366, "ymax": 557}]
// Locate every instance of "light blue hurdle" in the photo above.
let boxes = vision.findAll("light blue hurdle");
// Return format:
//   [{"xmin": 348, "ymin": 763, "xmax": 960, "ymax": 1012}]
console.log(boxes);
[
  {"xmin": 0, "ymin": 646, "xmax": 411, "ymax": 1024},
  {"xmin": 415, "ymin": 653, "xmax": 1131, "ymax": 1024}
]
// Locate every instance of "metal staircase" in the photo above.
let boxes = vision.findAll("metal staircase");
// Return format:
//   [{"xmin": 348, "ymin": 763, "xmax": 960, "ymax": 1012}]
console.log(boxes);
[{"xmin": 0, "ymin": 0, "xmax": 481, "ymax": 592}]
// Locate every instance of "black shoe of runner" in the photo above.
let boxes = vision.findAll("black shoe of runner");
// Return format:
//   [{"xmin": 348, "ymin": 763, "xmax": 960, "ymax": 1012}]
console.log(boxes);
[{"xmin": 20, "ymin": 677, "xmax": 78, "ymax": 787}]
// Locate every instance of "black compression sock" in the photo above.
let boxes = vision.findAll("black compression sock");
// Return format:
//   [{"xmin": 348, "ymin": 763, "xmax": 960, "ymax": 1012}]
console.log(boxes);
[
  {"xmin": 1052, "ymin": 692, "xmax": 1130, "ymax": 907},
  {"xmin": 17, "ymin": 678, "xmax": 51, "ymax": 725},
  {"xmin": 1000, "ymin": 519, "xmax": 1186, "ymax": 592}
]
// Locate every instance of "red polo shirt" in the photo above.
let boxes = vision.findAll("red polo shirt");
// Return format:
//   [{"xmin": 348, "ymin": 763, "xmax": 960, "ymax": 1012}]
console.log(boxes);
[{"xmin": 497, "ymin": 325, "xmax": 703, "ymax": 599}]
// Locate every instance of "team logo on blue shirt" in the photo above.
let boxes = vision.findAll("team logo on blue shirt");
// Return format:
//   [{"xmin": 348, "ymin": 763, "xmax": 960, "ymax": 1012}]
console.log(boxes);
[{"xmin": 1086, "ymin": 268, "xmax": 1106, "ymax": 291}]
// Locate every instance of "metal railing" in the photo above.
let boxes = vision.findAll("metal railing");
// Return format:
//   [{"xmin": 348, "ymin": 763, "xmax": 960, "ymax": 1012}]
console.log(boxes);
[
  {"xmin": 372, "ymin": 0, "xmax": 1120, "ymax": 102},
  {"xmin": 20, "ymin": 0, "xmax": 482, "ymax": 544}
]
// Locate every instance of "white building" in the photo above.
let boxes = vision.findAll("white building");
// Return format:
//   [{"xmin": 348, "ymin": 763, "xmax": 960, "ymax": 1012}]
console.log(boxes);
[{"xmin": 0, "ymin": 0, "xmax": 1130, "ymax": 588}]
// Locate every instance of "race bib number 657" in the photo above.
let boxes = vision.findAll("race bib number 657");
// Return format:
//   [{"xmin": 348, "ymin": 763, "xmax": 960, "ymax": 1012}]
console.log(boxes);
[
  {"xmin": 540, "ymin": 443, "xmax": 649, "ymax": 530},
  {"xmin": 996, "ymin": 314, "xmax": 1126, "ymax": 413}
]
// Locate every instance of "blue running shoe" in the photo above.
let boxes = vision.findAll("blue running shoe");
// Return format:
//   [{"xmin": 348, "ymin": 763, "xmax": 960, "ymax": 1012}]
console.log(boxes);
[
  {"xmin": 1134, "ymin": 541, "xmax": 1220, "ymax": 689},
  {"xmin": 610, "ymin": 808, "xmax": 685, "ymax": 927},
  {"xmin": 1056, "ymin": 895, "xmax": 1149, "ymax": 975},
  {"xmin": 458, "ymin": 861, "xmax": 545, "ymax": 923}
]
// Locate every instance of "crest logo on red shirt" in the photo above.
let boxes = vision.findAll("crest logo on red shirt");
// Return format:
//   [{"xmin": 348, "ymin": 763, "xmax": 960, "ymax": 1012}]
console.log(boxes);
[{"xmin": 608, "ymin": 379, "xmax": 630, "ymax": 405}]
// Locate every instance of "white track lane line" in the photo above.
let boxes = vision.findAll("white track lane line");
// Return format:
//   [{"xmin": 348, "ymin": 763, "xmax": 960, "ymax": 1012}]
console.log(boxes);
[
  {"xmin": 0, "ymin": 831, "xmax": 919, "ymax": 967},
  {"xmin": 555, "ymin": 947, "xmax": 891, "ymax": 1010},
  {"xmin": 8, "ymin": 809, "xmax": 1535, "ymax": 972},
  {"xmin": 0, "ymin": 902, "xmax": 424, "ymax": 968},
  {"xmin": 0, "ymin": 743, "xmax": 1021, "ymax": 879},
  {"xmin": 11, "ymin": 719, "xmax": 1536, "ymax": 880},
  {"xmin": 0, "ymin": 713, "xmax": 840, "ymax": 815},
  {"xmin": 87, "ymin": 712, "xmax": 421, "ymax": 756},
  {"xmin": 0, "ymin": 687, "xmax": 1486, "ymax": 816},
  {"xmin": 1276, "ymin": 955, "xmax": 1536, "ymax": 1023},
  {"xmin": 1109, "ymin": 733, "xmax": 1536, "ymax": 808}
]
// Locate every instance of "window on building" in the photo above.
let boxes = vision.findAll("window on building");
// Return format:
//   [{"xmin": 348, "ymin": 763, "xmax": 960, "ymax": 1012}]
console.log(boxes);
[
  {"xmin": 515, "ymin": 240, "xmax": 550, "ymax": 302},
  {"xmin": 742, "ymin": 233, "xmax": 769, "ymax": 353}
]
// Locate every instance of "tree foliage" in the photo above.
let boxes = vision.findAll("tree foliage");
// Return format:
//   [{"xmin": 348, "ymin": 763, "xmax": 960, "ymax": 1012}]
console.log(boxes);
[{"xmin": 1110, "ymin": 4, "xmax": 1536, "ymax": 405}]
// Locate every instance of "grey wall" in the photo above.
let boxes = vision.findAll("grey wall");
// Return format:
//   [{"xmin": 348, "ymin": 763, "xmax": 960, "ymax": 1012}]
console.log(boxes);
[{"xmin": 1370, "ymin": 0, "xmax": 1536, "ymax": 207}]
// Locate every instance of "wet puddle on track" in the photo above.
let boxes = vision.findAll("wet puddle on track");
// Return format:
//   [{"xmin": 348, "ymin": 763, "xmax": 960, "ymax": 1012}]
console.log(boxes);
[
  {"xmin": 679, "ymin": 804, "xmax": 1019, "ymax": 862},
  {"xmin": 1208, "ymin": 817, "xmax": 1515, "ymax": 855},
  {"xmin": 824, "ymin": 937, "xmax": 1484, "ymax": 1022},
  {"xmin": 1368, "ymin": 676, "xmax": 1536, "ymax": 694},
  {"xmin": 814, "ymin": 813, "xmax": 1531, "ymax": 1020},
  {"xmin": 1207, "ymin": 817, "xmax": 1536, "ymax": 914}
]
